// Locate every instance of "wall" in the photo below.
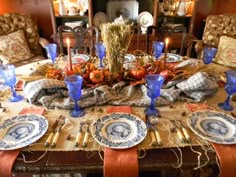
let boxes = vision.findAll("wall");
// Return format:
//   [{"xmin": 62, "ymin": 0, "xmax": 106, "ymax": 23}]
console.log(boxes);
[
  {"xmin": 193, "ymin": 0, "xmax": 236, "ymax": 38},
  {"xmin": 0, "ymin": 0, "xmax": 53, "ymax": 41}
]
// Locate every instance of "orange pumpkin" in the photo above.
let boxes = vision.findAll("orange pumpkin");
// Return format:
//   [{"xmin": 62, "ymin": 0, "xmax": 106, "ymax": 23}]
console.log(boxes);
[{"xmin": 89, "ymin": 70, "xmax": 104, "ymax": 84}]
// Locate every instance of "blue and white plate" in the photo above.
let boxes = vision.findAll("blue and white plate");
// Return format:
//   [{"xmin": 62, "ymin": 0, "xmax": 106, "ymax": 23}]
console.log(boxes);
[
  {"xmin": 0, "ymin": 114, "xmax": 48, "ymax": 150},
  {"xmin": 63, "ymin": 54, "xmax": 90, "ymax": 64},
  {"xmin": 187, "ymin": 110, "xmax": 236, "ymax": 144},
  {"xmin": 161, "ymin": 53, "xmax": 182, "ymax": 63},
  {"xmin": 91, "ymin": 113, "xmax": 147, "ymax": 149}
]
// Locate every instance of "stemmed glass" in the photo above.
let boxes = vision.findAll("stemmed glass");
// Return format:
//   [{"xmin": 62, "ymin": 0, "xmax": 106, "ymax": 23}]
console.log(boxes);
[
  {"xmin": 95, "ymin": 42, "xmax": 106, "ymax": 68},
  {"xmin": 218, "ymin": 70, "xmax": 236, "ymax": 111},
  {"xmin": 45, "ymin": 43, "xmax": 58, "ymax": 65},
  {"xmin": 203, "ymin": 47, "xmax": 217, "ymax": 64},
  {"xmin": 153, "ymin": 41, "xmax": 164, "ymax": 60},
  {"xmin": 64, "ymin": 75, "xmax": 85, "ymax": 117},
  {"xmin": 145, "ymin": 74, "xmax": 165, "ymax": 116},
  {"xmin": 0, "ymin": 64, "xmax": 23, "ymax": 102}
]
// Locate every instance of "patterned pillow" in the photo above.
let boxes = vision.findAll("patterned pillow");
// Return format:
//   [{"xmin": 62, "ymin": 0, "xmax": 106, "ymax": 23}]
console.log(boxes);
[
  {"xmin": 0, "ymin": 30, "xmax": 33, "ymax": 64},
  {"xmin": 214, "ymin": 36, "xmax": 236, "ymax": 67}
]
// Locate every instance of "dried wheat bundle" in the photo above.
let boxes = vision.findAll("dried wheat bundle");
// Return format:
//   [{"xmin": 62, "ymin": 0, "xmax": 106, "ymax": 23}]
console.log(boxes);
[{"xmin": 100, "ymin": 23, "xmax": 133, "ymax": 73}]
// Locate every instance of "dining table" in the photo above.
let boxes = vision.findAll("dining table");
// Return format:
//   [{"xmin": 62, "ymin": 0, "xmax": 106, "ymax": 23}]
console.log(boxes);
[{"xmin": 0, "ymin": 56, "xmax": 235, "ymax": 177}]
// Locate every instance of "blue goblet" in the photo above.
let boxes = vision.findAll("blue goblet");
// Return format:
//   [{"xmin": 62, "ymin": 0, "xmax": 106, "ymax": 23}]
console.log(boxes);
[
  {"xmin": 64, "ymin": 75, "xmax": 85, "ymax": 117},
  {"xmin": 203, "ymin": 47, "xmax": 217, "ymax": 64},
  {"xmin": 95, "ymin": 42, "xmax": 106, "ymax": 68},
  {"xmin": 145, "ymin": 74, "xmax": 165, "ymax": 116},
  {"xmin": 0, "ymin": 64, "xmax": 23, "ymax": 102},
  {"xmin": 218, "ymin": 70, "xmax": 236, "ymax": 111},
  {"xmin": 153, "ymin": 41, "xmax": 164, "ymax": 59},
  {"xmin": 45, "ymin": 43, "xmax": 58, "ymax": 64}
]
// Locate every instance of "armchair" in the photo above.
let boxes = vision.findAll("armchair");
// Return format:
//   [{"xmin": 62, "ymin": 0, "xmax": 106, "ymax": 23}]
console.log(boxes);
[
  {"xmin": 0, "ymin": 13, "xmax": 49, "ymax": 67},
  {"xmin": 194, "ymin": 14, "xmax": 236, "ymax": 62}
]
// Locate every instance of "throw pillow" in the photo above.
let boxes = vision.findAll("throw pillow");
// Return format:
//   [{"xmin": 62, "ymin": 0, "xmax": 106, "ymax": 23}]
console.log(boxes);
[
  {"xmin": 214, "ymin": 35, "xmax": 236, "ymax": 67},
  {"xmin": 0, "ymin": 30, "xmax": 33, "ymax": 64}
]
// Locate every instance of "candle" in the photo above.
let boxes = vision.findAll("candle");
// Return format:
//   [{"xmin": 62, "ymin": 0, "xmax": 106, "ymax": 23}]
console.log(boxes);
[
  {"xmin": 66, "ymin": 38, "xmax": 72, "ymax": 71},
  {"xmin": 164, "ymin": 38, "xmax": 169, "ymax": 70}
]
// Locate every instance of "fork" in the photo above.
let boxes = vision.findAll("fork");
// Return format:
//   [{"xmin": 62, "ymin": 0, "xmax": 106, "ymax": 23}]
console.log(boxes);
[{"xmin": 149, "ymin": 116, "xmax": 163, "ymax": 146}]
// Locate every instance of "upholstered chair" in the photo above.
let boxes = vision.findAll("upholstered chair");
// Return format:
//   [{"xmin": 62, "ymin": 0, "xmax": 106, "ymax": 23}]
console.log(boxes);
[
  {"xmin": 194, "ymin": 14, "xmax": 236, "ymax": 67},
  {"xmin": 0, "ymin": 13, "xmax": 49, "ymax": 67}
]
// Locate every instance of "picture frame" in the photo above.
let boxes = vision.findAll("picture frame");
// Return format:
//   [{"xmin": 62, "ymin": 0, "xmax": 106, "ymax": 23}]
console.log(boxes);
[{"xmin": 106, "ymin": 1, "xmax": 139, "ymax": 21}]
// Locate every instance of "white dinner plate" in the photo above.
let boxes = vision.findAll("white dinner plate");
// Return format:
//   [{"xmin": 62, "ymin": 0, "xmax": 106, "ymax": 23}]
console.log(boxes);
[
  {"xmin": 187, "ymin": 110, "xmax": 236, "ymax": 144},
  {"xmin": 0, "ymin": 114, "xmax": 48, "ymax": 150},
  {"xmin": 91, "ymin": 113, "xmax": 147, "ymax": 149},
  {"xmin": 161, "ymin": 53, "xmax": 182, "ymax": 63},
  {"xmin": 63, "ymin": 54, "xmax": 89, "ymax": 64}
]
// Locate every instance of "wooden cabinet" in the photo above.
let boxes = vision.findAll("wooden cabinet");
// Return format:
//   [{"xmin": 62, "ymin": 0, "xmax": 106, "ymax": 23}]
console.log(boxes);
[{"xmin": 49, "ymin": 0, "xmax": 93, "ymax": 34}]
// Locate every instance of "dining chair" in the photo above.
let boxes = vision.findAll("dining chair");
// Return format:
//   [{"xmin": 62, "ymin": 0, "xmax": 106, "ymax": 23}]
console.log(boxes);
[
  {"xmin": 58, "ymin": 25, "xmax": 99, "ymax": 56},
  {"xmin": 131, "ymin": 25, "xmax": 142, "ymax": 52},
  {"xmin": 146, "ymin": 25, "xmax": 187, "ymax": 56}
]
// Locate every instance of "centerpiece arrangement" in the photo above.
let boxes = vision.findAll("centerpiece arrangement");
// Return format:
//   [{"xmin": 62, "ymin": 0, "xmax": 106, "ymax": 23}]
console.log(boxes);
[{"xmin": 100, "ymin": 23, "xmax": 133, "ymax": 74}]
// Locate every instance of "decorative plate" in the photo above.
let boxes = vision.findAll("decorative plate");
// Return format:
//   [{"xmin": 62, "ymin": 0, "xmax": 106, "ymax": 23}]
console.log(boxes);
[
  {"xmin": 91, "ymin": 113, "xmax": 147, "ymax": 149},
  {"xmin": 161, "ymin": 53, "xmax": 182, "ymax": 63},
  {"xmin": 187, "ymin": 110, "xmax": 236, "ymax": 144},
  {"xmin": 137, "ymin": 12, "xmax": 153, "ymax": 28},
  {"xmin": 0, "ymin": 114, "xmax": 48, "ymax": 150},
  {"xmin": 93, "ymin": 12, "xmax": 109, "ymax": 28}
]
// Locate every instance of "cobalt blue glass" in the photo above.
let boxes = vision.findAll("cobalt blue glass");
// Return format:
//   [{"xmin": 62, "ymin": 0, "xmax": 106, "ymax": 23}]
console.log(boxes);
[
  {"xmin": 45, "ymin": 43, "xmax": 58, "ymax": 64},
  {"xmin": 218, "ymin": 70, "xmax": 236, "ymax": 111},
  {"xmin": 145, "ymin": 74, "xmax": 165, "ymax": 116},
  {"xmin": 0, "ymin": 64, "xmax": 24, "ymax": 102},
  {"xmin": 153, "ymin": 41, "xmax": 164, "ymax": 59},
  {"xmin": 64, "ymin": 75, "xmax": 85, "ymax": 117},
  {"xmin": 203, "ymin": 47, "xmax": 217, "ymax": 64},
  {"xmin": 95, "ymin": 42, "xmax": 106, "ymax": 68}
]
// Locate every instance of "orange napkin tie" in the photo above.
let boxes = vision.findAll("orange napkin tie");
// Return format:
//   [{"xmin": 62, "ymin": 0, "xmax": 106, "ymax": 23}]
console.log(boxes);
[
  {"xmin": 0, "ymin": 107, "xmax": 45, "ymax": 177},
  {"xmin": 104, "ymin": 106, "xmax": 138, "ymax": 177},
  {"xmin": 211, "ymin": 143, "xmax": 236, "ymax": 177}
]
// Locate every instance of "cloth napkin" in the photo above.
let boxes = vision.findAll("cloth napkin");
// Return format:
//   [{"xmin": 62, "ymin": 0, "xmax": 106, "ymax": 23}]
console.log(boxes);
[
  {"xmin": 104, "ymin": 106, "xmax": 138, "ymax": 177},
  {"xmin": 211, "ymin": 143, "xmax": 236, "ymax": 177},
  {"xmin": 23, "ymin": 70, "xmax": 218, "ymax": 110},
  {"xmin": 0, "ymin": 107, "xmax": 45, "ymax": 177}
]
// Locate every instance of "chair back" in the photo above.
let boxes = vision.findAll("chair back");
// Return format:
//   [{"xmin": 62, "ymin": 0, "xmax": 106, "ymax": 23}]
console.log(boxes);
[
  {"xmin": 202, "ymin": 14, "xmax": 236, "ymax": 47},
  {"xmin": 58, "ymin": 25, "xmax": 99, "ymax": 56},
  {"xmin": 146, "ymin": 25, "xmax": 187, "ymax": 56}
]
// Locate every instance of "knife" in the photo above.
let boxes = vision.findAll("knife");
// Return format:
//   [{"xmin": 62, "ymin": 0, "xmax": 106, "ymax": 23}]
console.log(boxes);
[{"xmin": 74, "ymin": 123, "xmax": 83, "ymax": 147}]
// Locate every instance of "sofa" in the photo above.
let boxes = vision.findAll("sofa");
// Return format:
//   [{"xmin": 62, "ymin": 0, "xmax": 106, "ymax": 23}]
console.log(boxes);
[{"xmin": 0, "ymin": 13, "xmax": 49, "ymax": 67}]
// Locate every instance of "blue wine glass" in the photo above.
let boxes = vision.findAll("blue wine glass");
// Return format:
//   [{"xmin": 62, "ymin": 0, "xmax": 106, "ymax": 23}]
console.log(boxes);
[
  {"xmin": 145, "ymin": 74, "xmax": 165, "ymax": 116},
  {"xmin": 0, "ymin": 64, "xmax": 23, "ymax": 102},
  {"xmin": 95, "ymin": 42, "xmax": 106, "ymax": 68},
  {"xmin": 218, "ymin": 70, "xmax": 236, "ymax": 111},
  {"xmin": 203, "ymin": 47, "xmax": 217, "ymax": 64},
  {"xmin": 45, "ymin": 43, "xmax": 58, "ymax": 64},
  {"xmin": 64, "ymin": 75, "xmax": 85, "ymax": 117},
  {"xmin": 153, "ymin": 41, "xmax": 164, "ymax": 59}
]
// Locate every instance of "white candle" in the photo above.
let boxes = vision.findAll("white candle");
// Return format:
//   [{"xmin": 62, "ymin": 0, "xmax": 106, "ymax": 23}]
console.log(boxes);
[
  {"xmin": 66, "ymin": 38, "xmax": 72, "ymax": 71},
  {"xmin": 164, "ymin": 38, "xmax": 169, "ymax": 70}
]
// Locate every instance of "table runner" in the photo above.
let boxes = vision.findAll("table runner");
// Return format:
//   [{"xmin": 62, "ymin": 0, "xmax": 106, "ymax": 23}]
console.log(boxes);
[
  {"xmin": 0, "ymin": 107, "xmax": 45, "ymax": 177},
  {"xmin": 104, "ymin": 106, "xmax": 138, "ymax": 177}
]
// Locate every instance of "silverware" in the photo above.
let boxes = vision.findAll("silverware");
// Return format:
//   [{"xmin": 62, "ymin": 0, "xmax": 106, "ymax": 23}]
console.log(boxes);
[
  {"xmin": 178, "ymin": 120, "xmax": 191, "ymax": 143},
  {"xmin": 51, "ymin": 115, "xmax": 66, "ymax": 148},
  {"xmin": 82, "ymin": 124, "xmax": 90, "ymax": 148},
  {"xmin": 44, "ymin": 117, "xmax": 60, "ymax": 147},
  {"xmin": 150, "ymin": 116, "xmax": 163, "ymax": 146},
  {"xmin": 170, "ymin": 120, "xmax": 186, "ymax": 143},
  {"xmin": 74, "ymin": 123, "xmax": 83, "ymax": 147}
]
